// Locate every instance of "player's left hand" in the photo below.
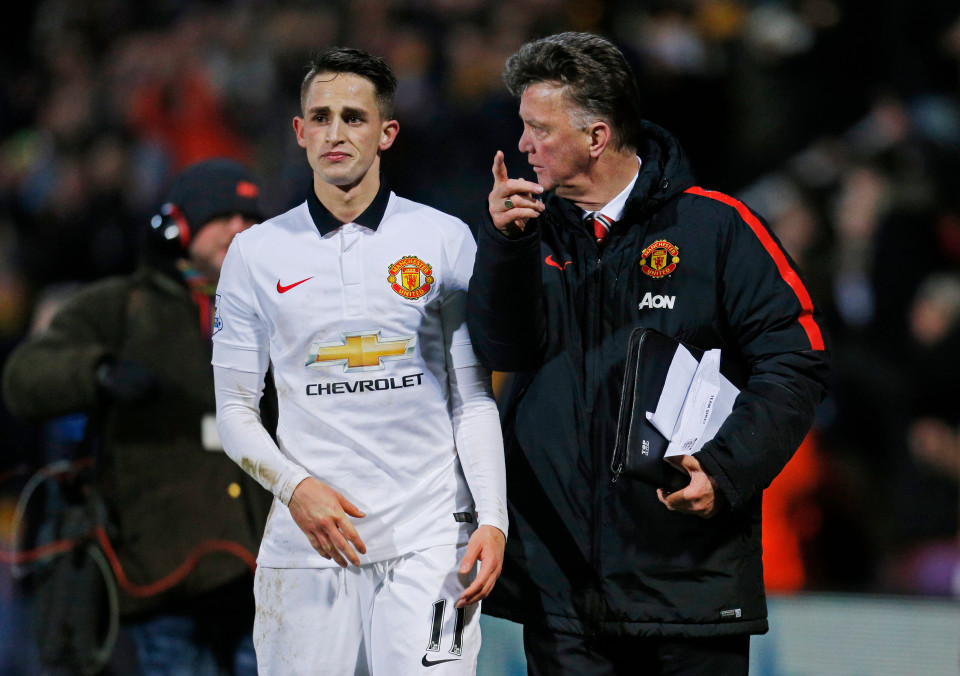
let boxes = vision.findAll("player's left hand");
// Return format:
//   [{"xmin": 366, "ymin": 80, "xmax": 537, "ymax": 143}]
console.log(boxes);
[
  {"xmin": 657, "ymin": 454, "xmax": 725, "ymax": 519},
  {"xmin": 456, "ymin": 525, "xmax": 505, "ymax": 608}
]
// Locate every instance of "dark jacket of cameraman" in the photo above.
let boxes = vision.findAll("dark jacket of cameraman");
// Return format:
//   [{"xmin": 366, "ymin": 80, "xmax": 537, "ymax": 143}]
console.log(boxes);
[
  {"xmin": 2, "ymin": 257, "xmax": 274, "ymax": 619},
  {"xmin": 467, "ymin": 121, "xmax": 829, "ymax": 638}
]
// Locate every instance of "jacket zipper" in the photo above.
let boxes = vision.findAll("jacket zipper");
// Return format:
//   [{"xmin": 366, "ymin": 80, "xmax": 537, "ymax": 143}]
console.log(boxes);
[{"xmin": 589, "ymin": 250, "xmax": 604, "ymax": 636}]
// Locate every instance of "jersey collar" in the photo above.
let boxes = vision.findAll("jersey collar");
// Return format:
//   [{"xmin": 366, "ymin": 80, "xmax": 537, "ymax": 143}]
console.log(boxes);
[{"xmin": 307, "ymin": 178, "xmax": 392, "ymax": 236}]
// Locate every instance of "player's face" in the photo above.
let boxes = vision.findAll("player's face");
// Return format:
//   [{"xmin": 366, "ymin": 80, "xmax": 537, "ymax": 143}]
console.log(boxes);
[
  {"xmin": 294, "ymin": 72, "xmax": 398, "ymax": 190},
  {"xmin": 188, "ymin": 213, "xmax": 256, "ymax": 281},
  {"xmin": 517, "ymin": 82, "xmax": 593, "ymax": 197}
]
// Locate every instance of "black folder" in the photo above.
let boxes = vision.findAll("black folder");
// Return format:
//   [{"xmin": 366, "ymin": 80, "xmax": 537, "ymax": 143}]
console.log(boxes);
[{"xmin": 611, "ymin": 328, "xmax": 740, "ymax": 490}]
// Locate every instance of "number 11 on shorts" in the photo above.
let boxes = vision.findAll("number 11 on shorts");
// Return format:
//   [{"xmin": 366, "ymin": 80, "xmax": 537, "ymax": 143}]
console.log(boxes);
[{"xmin": 426, "ymin": 599, "xmax": 466, "ymax": 655}]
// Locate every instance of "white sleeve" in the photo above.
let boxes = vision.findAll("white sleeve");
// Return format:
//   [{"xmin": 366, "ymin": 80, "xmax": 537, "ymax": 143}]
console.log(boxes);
[
  {"xmin": 212, "ymin": 237, "xmax": 269, "ymax": 373},
  {"xmin": 212, "ymin": 237, "xmax": 310, "ymax": 504},
  {"xmin": 441, "ymin": 224, "xmax": 508, "ymax": 535},
  {"xmin": 214, "ymin": 365, "xmax": 310, "ymax": 505},
  {"xmin": 448, "ymin": 363, "xmax": 508, "ymax": 535}
]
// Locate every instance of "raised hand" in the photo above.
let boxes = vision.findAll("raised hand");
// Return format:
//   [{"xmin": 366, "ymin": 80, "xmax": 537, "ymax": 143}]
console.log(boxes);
[{"xmin": 488, "ymin": 150, "xmax": 544, "ymax": 235}]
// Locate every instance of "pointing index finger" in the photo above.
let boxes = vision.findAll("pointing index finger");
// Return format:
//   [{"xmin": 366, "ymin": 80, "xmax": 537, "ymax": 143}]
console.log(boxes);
[{"xmin": 491, "ymin": 150, "xmax": 509, "ymax": 185}]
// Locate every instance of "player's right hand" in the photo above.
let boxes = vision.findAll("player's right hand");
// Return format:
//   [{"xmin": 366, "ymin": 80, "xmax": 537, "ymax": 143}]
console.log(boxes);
[
  {"xmin": 288, "ymin": 477, "xmax": 366, "ymax": 567},
  {"xmin": 489, "ymin": 150, "xmax": 543, "ymax": 235}
]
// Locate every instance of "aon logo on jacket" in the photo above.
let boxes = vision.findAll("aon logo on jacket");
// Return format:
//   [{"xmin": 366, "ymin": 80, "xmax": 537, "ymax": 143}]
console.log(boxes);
[{"xmin": 638, "ymin": 292, "xmax": 675, "ymax": 310}]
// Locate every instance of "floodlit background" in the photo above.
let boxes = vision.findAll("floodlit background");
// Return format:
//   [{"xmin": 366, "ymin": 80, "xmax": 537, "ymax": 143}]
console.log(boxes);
[{"xmin": 1, "ymin": 1, "xmax": 959, "ymax": 674}]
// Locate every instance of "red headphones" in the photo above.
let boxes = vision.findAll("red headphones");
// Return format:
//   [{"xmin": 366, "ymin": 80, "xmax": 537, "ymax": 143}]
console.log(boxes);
[{"xmin": 149, "ymin": 203, "xmax": 191, "ymax": 253}]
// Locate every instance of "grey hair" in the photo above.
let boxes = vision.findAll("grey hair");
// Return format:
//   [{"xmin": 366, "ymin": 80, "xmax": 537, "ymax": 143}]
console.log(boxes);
[{"xmin": 503, "ymin": 32, "xmax": 642, "ymax": 152}]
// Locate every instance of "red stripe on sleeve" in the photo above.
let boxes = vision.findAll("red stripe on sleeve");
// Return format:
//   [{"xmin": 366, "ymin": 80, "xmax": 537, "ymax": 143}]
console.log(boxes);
[{"xmin": 685, "ymin": 186, "xmax": 825, "ymax": 351}]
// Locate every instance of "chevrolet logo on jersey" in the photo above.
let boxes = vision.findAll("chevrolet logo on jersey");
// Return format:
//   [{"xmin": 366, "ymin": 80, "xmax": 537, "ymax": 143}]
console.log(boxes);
[{"xmin": 306, "ymin": 331, "xmax": 417, "ymax": 372}]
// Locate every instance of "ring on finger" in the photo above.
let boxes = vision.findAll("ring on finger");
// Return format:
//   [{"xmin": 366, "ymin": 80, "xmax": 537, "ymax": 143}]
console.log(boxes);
[{"xmin": 504, "ymin": 198, "xmax": 515, "ymax": 210}]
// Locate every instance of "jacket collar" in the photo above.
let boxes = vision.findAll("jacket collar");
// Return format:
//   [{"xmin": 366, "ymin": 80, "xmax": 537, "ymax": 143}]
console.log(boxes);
[
  {"xmin": 307, "ymin": 178, "xmax": 391, "ymax": 236},
  {"xmin": 622, "ymin": 120, "xmax": 696, "ymax": 221}
]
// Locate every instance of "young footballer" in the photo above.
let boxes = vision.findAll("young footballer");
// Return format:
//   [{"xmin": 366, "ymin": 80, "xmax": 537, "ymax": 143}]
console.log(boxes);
[{"xmin": 212, "ymin": 47, "xmax": 507, "ymax": 675}]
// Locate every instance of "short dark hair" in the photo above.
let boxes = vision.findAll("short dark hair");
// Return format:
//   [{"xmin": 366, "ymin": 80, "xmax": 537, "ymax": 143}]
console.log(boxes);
[
  {"xmin": 300, "ymin": 47, "xmax": 398, "ymax": 120},
  {"xmin": 503, "ymin": 32, "xmax": 642, "ymax": 152}
]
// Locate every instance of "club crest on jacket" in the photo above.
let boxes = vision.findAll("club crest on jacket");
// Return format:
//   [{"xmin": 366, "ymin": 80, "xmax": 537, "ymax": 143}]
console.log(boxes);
[{"xmin": 639, "ymin": 240, "xmax": 679, "ymax": 278}]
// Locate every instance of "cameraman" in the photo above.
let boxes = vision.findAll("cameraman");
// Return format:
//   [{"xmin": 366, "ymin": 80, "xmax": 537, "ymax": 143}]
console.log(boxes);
[{"xmin": 3, "ymin": 159, "xmax": 273, "ymax": 675}]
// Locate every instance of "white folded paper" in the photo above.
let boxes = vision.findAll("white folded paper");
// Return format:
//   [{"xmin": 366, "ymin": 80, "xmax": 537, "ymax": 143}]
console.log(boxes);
[{"xmin": 644, "ymin": 346, "xmax": 739, "ymax": 469}]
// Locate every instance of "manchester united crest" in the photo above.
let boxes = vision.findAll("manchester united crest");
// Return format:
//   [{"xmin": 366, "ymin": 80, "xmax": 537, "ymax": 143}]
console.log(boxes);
[
  {"xmin": 639, "ymin": 240, "xmax": 679, "ymax": 278},
  {"xmin": 387, "ymin": 255, "xmax": 434, "ymax": 300}
]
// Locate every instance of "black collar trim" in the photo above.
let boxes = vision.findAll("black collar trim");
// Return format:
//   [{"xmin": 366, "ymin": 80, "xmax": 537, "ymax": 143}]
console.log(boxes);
[{"xmin": 306, "ymin": 178, "xmax": 392, "ymax": 236}]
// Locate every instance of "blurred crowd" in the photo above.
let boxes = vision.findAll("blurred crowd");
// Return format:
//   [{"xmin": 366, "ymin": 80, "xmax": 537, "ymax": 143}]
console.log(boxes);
[{"xmin": 2, "ymin": 0, "xmax": 960, "ymax": 662}]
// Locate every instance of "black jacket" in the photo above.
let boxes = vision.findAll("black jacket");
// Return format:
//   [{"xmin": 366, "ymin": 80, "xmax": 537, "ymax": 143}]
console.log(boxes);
[{"xmin": 467, "ymin": 121, "xmax": 829, "ymax": 637}]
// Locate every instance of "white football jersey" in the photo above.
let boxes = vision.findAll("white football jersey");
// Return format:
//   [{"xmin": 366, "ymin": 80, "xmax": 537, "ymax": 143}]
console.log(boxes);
[{"xmin": 213, "ymin": 188, "xmax": 496, "ymax": 568}]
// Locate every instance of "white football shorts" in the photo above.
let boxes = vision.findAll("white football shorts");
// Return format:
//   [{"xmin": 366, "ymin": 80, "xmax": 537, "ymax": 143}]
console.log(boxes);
[{"xmin": 253, "ymin": 543, "xmax": 481, "ymax": 675}]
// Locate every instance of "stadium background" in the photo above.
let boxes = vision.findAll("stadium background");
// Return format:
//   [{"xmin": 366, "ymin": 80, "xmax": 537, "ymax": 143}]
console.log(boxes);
[{"xmin": 1, "ymin": 0, "xmax": 959, "ymax": 673}]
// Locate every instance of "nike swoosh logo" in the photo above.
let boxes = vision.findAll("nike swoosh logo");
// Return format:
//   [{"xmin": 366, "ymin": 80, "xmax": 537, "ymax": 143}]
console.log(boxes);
[
  {"xmin": 545, "ymin": 255, "xmax": 572, "ymax": 270},
  {"xmin": 421, "ymin": 655, "xmax": 459, "ymax": 667},
  {"xmin": 276, "ymin": 277, "xmax": 314, "ymax": 293}
]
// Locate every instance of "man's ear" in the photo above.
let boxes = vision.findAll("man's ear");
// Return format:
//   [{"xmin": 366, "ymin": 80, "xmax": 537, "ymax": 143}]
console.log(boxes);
[
  {"xmin": 379, "ymin": 119, "xmax": 400, "ymax": 151},
  {"xmin": 293, "ymin": 116, "xmax": 307, "ymax": 149},
  {"xmin": 587, "ymin": 121, "xmax": 611, "ymax": 158}
]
